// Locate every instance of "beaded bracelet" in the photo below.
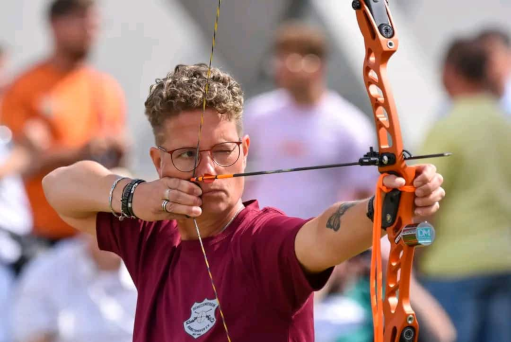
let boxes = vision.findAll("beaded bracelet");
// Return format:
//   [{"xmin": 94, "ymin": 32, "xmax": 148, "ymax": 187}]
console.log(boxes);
[{"xmin": 109, "ymin": 177, "xmax": 128, "ymax": 220}]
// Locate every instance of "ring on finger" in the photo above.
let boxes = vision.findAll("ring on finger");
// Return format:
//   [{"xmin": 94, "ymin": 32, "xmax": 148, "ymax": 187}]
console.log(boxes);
[{"xmin": 162, "ymin": 199, "xmax": 171, "ymax": 213}]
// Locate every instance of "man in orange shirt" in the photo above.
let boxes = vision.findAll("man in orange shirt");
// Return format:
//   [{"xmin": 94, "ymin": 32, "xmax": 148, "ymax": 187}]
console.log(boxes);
[{"xmin": 1, "ymin": 0, "xmax": 127, "ymax": 243}]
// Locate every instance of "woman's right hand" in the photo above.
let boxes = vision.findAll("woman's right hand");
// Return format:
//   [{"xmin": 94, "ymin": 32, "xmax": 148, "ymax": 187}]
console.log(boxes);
[{"xmin": 130, "ymin": 177, "xmax": 203, "ymax": 221}]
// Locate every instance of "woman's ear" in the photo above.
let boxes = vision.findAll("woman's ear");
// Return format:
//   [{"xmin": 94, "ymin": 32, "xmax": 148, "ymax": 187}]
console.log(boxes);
[
  {"xmin": 242, "ymin": 134, "xmax": 250, "ymax": 166},
  {"xmin": 149, "ymin": 147, "xmax": 163, "ymax": 178}
]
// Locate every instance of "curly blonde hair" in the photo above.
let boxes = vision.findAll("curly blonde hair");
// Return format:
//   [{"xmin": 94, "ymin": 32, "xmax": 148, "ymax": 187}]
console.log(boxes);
[{"xmin": 144, "ymin": 64, "xmax": 244, "ymax": 144}]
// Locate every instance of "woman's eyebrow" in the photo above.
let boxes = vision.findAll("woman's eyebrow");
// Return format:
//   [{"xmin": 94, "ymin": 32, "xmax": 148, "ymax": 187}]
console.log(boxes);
[
  {"xmin": 174, "ymin": 146, "xmax": 197, "ymax": 149},
  {"xmin": 172, "ymin": 139, "xmax": 240, "ymax": 150}
]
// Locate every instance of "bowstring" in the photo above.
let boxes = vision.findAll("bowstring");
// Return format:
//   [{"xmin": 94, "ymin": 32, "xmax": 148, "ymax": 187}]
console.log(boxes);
[{"xmin": 191, "ymin": 1, "xmax": 232, "ymax": 341}]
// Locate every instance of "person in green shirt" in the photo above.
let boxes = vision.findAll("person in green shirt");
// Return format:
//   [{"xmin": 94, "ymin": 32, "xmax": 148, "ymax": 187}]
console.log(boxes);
[{"xmin": 419, "ymin": 37, "xmax": 511, "ymax": 342}]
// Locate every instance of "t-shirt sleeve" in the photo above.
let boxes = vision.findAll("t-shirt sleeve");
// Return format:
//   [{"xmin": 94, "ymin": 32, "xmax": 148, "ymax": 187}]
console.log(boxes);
[
  {"xmin": 239, "ymin": 212, "xmax": 333, "ymax": 315},
  {"xmin": 96, "ymin": 212, "xmax": 178, "ymax": 286}
]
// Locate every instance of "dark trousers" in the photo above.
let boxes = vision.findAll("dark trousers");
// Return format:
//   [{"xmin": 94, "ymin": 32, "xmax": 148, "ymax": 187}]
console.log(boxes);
[{"xmin": 423, "ymin": 273, "xmax": 511, "ymax": 342}]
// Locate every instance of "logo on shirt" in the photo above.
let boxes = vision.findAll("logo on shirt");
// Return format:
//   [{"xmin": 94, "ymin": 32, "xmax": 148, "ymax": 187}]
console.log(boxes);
[{"xmin": 183, "ymin": 298, "xmax": 218, "ymax": 339}]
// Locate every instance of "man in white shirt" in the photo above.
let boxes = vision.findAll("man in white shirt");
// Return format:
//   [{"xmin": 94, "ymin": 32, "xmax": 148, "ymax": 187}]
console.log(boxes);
[
  {"xmin": 0, "ymin": 264, "xmax": 14, "ymax": 342},
  {"xmin": 12, "ymin": 235, "xmax": 137, "ymax": 342},
  {"xmin": 244, "ymin": 22, "xmax": 377, "ymax": 219},
  {"xmin": 0, "ymin": 44, "xmax": 33, "ymax": 342}
]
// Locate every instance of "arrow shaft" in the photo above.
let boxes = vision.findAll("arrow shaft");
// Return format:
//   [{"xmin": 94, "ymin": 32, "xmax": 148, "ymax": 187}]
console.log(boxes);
[{"xmin": 190, "ymin": 152, "xmax": 451, "ymax": 182}]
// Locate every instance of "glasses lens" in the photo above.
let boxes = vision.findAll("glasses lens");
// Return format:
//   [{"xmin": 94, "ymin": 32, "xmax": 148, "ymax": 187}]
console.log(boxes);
[
  {"xmin": 171, "ymin": 148, "xmax": 199, "ymax": 172},
  {"xmin": 285, "ymin": 53, "xmax": 302, "ymax": 73},
  {"xmin": 211, "ymin": 142, "xmax": 240, "ymax": 167},
  {"xmin": 302, "ymin": 54, "xmax": 321, "ymax": 73}
]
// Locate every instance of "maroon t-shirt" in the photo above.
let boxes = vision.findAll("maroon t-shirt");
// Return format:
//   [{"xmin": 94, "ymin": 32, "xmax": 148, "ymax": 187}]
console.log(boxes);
[{"xmin": 96, "ymin": 200, "xmax": 332, "ymax": 342}]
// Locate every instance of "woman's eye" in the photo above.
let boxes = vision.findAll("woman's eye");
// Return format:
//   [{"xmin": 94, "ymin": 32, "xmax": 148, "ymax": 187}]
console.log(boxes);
[{"xmin": 178, "ymin": 150, "xmax": 196, "ymax": 159}]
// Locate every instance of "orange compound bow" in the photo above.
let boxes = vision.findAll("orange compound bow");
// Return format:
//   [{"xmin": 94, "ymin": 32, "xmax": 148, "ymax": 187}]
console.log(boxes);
[{"xmin": 353, "ymin": 1, "xmax": 436, "ymax": 341}]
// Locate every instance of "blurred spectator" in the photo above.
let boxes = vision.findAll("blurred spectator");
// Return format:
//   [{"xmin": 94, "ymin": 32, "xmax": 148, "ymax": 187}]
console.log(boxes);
[
  {"xmin": 0, "ymin": 0, "xmax": 127, "ymax": 248},
  {"xmin": 12, "ymin": 234, "xmax": 137, "ymax": 342},
  {"xmin": 313, "ymin": 242, "xmax": 457, "ymax": 342},
  {"xmin": 243, "ymin": 22, "xmax": 377, "ymax": 218},
  {"xmin": 477, "ymin": 28, "xmax": 511, "ymax": 116},
  {"xmin": 0, "ymin": 264, "xmax": 14, "ymax": 342},
  {"xmin": 0, "ymin": 45, "xmax": 33, "ymax": 272},
  {"xmin": 314, "ymin": 254, "xmax": 373, "ymax": 342},
  {"xmin": 419, "ymin": 38, "xmax": 511, "ymax": 342},
  {"xmin": 0, "ymin": 45, "xmax": 32, "ymax": 342}
]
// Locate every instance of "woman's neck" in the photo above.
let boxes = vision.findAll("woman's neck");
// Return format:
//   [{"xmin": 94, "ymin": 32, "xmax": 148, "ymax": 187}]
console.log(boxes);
[{"xmin": 178, "ymin": 200, "xmax": 245, "ymax": 240}]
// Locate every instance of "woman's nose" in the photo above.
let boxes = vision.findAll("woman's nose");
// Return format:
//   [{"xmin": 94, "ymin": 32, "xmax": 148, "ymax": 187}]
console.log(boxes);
[{"xmin": 196, "ymin": 152, "xmax": 216, "ymax": 175}]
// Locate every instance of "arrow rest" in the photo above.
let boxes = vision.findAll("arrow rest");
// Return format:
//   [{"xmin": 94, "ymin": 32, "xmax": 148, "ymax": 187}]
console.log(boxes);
[{"xmin": 359, "ymin": 147, "xmax": 397, "ymax": 166}]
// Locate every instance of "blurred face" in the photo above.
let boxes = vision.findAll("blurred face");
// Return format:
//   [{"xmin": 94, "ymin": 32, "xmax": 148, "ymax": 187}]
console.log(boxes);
[
  {"xmin": 273, "ymin": 51, "xmax": 323, "ymax": 91},
  {"xmin": 51, "ymin": 7, "xmax": 100, "ymax": 60},
  {"xmin": 442, "ymin": 63, "xmax": 459, "ymax": 99},
  {"xmin": 150, "ymin": 110, "xmax": 250, "ymax": 216},
  {"xmin": 483, "ymin": 38, "xmax": 511, "ymax": 95}
]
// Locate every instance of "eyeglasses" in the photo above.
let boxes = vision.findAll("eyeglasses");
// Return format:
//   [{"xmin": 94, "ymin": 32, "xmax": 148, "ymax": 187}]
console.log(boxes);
[
  {"xmin": 273, "ymin": 53, "xmax": 321, "ymax": 73},
  {"xmin": 158, "ymin": 141, "xmax": 242, "ymax": 172}
]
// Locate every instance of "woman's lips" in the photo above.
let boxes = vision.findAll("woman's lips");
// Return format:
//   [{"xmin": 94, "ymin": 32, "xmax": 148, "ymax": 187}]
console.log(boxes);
[{"xmin": 202, "ymin": 189, "xmax": 224, "ymax": 195}]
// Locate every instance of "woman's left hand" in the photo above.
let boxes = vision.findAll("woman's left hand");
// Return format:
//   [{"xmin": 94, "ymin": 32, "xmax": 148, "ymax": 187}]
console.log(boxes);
[{"xmin": 382, "ymin": 164, "xmax": 445, "ymax": 217}]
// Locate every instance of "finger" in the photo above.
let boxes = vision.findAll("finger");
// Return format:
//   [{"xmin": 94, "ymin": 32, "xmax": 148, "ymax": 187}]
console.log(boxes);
[
  {"xmin": 413, "ymin": 164, "xmax": 437, "ymax": 187},
  {"xmin": 415, "ymin": 173, "xmax": 444, "ymax": 197},
  {"xmin": 162, "ymin": 178, "xmax": 202, "ymax": 196},
  {"xmin": 165, "ymin": 188, "xmax": 202, "ymax": 206},
  {"xmin": 415, "ymin": 187, "xmax": 446, "ymax": 207},
  {"xmin": 382, "ymin": 174, "xmax": 406, "ymax": 188},
  {"xmin": 163, "ymin": 200, "xmax": 202, "ymax": 218},
  {"xmin": 414, "ymin": 202, "xmax": 440, "ymax": 217}
]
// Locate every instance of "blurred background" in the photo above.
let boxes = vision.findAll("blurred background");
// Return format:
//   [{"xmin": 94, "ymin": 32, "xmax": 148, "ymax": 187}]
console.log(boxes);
[
  {"xmin": 1, "ymin": 0, "xmax": 511, "ymax": 342},
  {"xmin": 1, "ymin": 0, "xmax": 509, "ymax": 178}
]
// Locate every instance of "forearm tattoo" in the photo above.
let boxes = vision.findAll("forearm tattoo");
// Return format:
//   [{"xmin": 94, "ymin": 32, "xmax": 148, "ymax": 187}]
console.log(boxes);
[{"xmin": 326, "ymin": 201, "xmax": 359, "ymax": 232}]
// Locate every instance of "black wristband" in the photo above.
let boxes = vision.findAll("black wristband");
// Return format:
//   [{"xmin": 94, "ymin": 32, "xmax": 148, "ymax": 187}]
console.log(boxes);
[
  {"xmin": 121, "ymin": 181, "xmax": 132, "ymax": 218},
  {"xmin": 121, "ymin": 179, "xmax": 145, "ymax": 219},
  {"xmin": 366, "ymin": 195, "xmax": 375, "ymax": 222},
  {"xmin": 127, "ymin": 179, "xmax": 145, "ymax": 218}
]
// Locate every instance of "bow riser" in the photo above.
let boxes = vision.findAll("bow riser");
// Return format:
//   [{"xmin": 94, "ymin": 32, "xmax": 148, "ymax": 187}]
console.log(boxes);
[{"xmin": 355, "ymin": 1, "xmax": 419, "ymax": 342}]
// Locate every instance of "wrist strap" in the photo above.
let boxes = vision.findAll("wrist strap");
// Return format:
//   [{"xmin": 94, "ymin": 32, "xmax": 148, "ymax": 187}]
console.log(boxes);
[
  {"xmin": 109, "ymin": 177, "xmax": 128, "ymax": 220},
  {"xmin": 366, "ymin": 195, "xmax": 375, "ymax": 222}
]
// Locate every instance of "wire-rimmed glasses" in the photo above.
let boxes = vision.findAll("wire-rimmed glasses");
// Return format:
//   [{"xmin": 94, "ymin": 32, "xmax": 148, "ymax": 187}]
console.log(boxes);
[{"xmin": 158, "ymin": 141, "xmax": 242, "ymax": 172}]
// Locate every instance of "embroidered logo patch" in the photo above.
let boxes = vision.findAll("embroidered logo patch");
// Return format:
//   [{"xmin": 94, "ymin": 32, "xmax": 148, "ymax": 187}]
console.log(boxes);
[{"xmin": 183, "ymin": 298, "xmax": 218, "ymax": 338}]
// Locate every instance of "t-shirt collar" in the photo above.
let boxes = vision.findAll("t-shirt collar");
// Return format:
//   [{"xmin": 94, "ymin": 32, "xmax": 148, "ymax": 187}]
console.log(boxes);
[{"xmin": 179, "ymin": 200, "xmax": 259, "ymax": 250}]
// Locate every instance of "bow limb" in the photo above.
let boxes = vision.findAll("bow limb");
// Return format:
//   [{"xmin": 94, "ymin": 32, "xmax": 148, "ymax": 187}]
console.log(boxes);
[{"xmin": 353, "ymin": 1, "xmax": 433, "ymax": 342}]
